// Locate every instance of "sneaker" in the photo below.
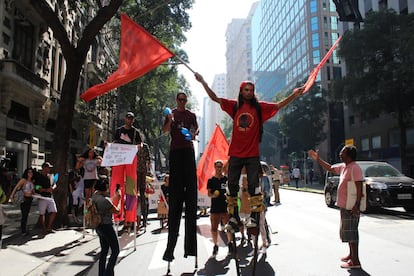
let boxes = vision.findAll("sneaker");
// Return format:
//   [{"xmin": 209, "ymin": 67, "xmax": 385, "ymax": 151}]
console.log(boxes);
[
  {"xmin": 340, "ymin": 260, "xmax": 361, "ymax": 269},
  {"xmin": 212, "ymin": 245, "xmax": 218, "ymax": 256}
]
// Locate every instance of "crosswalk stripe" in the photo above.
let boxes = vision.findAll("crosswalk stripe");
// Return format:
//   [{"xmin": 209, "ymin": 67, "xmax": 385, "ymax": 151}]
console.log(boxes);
[{"xmin": 148, "ymin": 231, "xmax": 169, "ymax": 270}]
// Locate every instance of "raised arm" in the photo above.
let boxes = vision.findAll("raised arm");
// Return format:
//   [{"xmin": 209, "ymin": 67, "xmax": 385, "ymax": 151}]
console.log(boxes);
[
  {"xmin": 307, "ymin": 149, "xmax": 335, "ymax": 174},
  {"xmin": 162, "ymin": 113, "xmax": 173, "ymax": 133},
  {"xmin": 194, "ymin": 73, "xmax": 222, "ymax": 105},
  {"xmin": 277, "ymin": 86, "xmax": 305, "ymax": 109}
]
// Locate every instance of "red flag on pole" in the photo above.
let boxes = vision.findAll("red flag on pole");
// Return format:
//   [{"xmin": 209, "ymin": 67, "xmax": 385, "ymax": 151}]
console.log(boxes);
[
  {"xmin": 197, "ymin": 125, "xmax": 229, "ymax": 195},
  {"xmin": 80, "ymin": 14, "xmax": 175, "ymax": 102},
  {"xmin": 303, "ymin": 35, "xmax": 342, "ymax": 94}
]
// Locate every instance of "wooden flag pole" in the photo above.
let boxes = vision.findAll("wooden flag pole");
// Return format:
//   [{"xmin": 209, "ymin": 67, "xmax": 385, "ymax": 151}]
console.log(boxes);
[{"xmin": 175, "ymin": 55, "xmax": 196, "ymax": 74}]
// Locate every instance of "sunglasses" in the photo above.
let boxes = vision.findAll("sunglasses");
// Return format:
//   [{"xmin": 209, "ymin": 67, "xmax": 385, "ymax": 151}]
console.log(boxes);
[
  {"xmin": 126, "ymin": 115, "xmax": 134, "ymax": 119},
  {"xmin": 215, "ymin": 165, "xmax": 223, "ymax": 169},
  {"xmin": 177, "ymin": 98, "xmax": 187, "ymax": 102}
]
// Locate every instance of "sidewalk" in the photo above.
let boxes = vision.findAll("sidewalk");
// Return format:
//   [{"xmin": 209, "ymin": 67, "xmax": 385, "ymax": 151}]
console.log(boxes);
[
  {"xmin": 279, "ymin": 180, "xmax": 325, "ymax": 194},
  {"xmin": 1, "ymin": 201, "xmax": 100, "ymax": 276}
]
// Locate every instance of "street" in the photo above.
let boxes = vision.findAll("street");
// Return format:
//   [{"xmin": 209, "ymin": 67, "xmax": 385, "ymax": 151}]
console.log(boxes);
[
  {"xmin": 112, "ymin": 189, "xmax": 414, "ymax": 276},
  {"xmin": 2, "ymin": 188, "xmax": 414, "ymax": 276}
]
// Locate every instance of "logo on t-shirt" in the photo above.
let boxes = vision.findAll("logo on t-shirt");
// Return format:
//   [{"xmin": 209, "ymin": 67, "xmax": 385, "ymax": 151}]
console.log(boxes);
[
  {"xmin": 120, "ymin": 133, "xmax": 132, "ymax": 143},
  {"xmin": 236, "ymin": 113, "xmax": 255, "ymax": 132}
]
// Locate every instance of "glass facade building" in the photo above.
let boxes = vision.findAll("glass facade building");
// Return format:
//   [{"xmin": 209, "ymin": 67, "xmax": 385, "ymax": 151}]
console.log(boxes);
[{"xmin": 252, "ymin": 0, "xmax": 343, "ymax": 101}]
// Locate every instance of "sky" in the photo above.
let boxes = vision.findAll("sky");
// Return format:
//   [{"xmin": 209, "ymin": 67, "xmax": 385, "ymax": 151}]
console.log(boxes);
[{"xmin": 178, "ymin": 0, "xmax": 258, "ymax": 116}]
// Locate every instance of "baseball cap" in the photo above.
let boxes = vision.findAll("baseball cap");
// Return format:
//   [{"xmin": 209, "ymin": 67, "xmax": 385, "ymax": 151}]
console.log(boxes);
[
  {"xmin": 42, "ymin": 162, "xmax": 53, "ymax": 168},
  {"xmin": 126, "ymin": 112, "xmax": 135, "ymax": 118}
]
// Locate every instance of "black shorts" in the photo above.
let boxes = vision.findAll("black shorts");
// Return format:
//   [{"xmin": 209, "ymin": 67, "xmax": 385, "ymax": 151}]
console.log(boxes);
[{"xmin": 84, "ymin": 179, "xmax": 97, "ymax": 189}]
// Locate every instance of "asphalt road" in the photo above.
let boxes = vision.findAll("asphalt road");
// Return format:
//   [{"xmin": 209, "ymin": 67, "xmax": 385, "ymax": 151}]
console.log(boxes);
[{"xmin": 108, "ymin": 189, "xmax": 414, "ymax": 276}]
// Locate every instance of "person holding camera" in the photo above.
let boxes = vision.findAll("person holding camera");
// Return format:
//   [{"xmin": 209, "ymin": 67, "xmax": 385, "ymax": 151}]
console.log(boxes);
[{"xmin": 93, "ymin": 180, "xmax": 122, "ymax": 276}]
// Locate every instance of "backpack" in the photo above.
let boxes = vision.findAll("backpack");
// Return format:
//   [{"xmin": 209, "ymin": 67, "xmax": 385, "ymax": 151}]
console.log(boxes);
[{"xmin": 84, "ymin": 199, "xmax": 102, "ymax": 228}]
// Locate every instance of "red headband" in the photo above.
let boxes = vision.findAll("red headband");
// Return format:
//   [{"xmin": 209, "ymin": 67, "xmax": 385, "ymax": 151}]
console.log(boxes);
[{"xmin": 239, "ymin": 81, "xmax": 255, "ymax": 92}]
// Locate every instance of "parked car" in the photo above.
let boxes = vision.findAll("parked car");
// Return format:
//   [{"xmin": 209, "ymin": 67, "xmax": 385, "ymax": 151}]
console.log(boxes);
[{"xmin": 324, "ymin": 161, "xmax": 414, "ymax": 212}]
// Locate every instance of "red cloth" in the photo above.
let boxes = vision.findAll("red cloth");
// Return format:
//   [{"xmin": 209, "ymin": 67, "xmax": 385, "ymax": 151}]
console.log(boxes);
[
  {"xmin": 80, "ymin": 14, "xmax": 174, "ymax": 102},
  {"xmin": 197, "ymin": 125, "xmax": 229, "ymax": 195},
  {"xmin": 220, "ymin": 99, "xmax": 278, "ymax": 158},
  {"xmin": 303, "ymin": 35, "xmax": 342, "ymax": 94}
]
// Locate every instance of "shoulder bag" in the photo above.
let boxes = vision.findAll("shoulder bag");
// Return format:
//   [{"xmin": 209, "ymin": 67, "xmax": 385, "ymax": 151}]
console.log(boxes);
[{"xmin": 345, "ymin": 167, "xmax": 367, "ymax": 211}]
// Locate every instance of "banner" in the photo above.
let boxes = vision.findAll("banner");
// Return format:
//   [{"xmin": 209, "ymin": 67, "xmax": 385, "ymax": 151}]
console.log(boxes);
[
  {"xmin": 80, "ymin": 14, "xmax": 175, "ymax": 102},
  {"xmin": 197, "ymin": 125, "xmax": 229, "ymax": 195},
  {"xmin": 101, "ymin": 143, "xmax": 138, "ymax": 166},
  {"xmin": 303, "ymin": 35, "xmax": 342, "ymax": 93}
]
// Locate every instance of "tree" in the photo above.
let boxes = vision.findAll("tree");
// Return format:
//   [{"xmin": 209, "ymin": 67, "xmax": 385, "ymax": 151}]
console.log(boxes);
[
  {"xmin": 29, "ymin": 0, "xmax": 193, "ymax": 226},
  {"xmin": 259, "ymin": 120, "xmax": 282, "ymax": 165},
  {"xmin": 333, "ymin": 9, "xmax": 414, "ymax": 173},
  {"xmin": 115, "ymin": 0, "xmax": 194, "ymax": 172},
  {"xmin": 277, "ymin": 85, "xmax": 327, "ymax": 159}
]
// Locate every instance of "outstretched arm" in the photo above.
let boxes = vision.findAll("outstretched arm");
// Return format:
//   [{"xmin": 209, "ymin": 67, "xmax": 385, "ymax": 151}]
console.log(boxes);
[
  {"xmin": 277, "ymin": 86, "xmax": 305, "ymax": 110},
  {"xmin": 308, "ymin": 149, "xmax": 335, "ymax": 174},
  {"xmin": 195, "ymin": 73, "xmax": 222, "ymax": 105}
]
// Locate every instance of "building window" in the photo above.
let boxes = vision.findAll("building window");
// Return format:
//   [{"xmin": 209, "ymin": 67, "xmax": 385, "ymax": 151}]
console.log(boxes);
[
  {"xmin": 349, "ymin": 115, "xmax": 355, "ymax": 125},
  {"xmin": 330, "ymin": 16, "xmax": 338, "ymax": 30},
  {"xmin": 333, "ymin": 66, "xmax": 342, "ymax": 79},
  {"xmin": 310, "ymin": 0, "xmax": 317, "ymax": 13},
  {"xmin": 361, "ymin": 138, "xmax": 369, "ymax": 151},
  {"xmin": 313, "ymin": 50, "xmax": 320, "ymax": 65},
  {"xmin": 372, "ymin": 136, "xmax": 381, "ymax": 149},
  {"xmin": 364, "ymin": 0, "xmax": 373, "ymax": 12},
  {"xmin": 312, "ymin": 33, "xmax": 319, "ymax": 47},
  {"xmin": 311, "ymin": 17, "xmax": 318, "ymax": 31},
  {"xmin": 329, "ymin": 0, "xmax": 337, "ymax": 12},
  {"xmin": 13, "ymin": 15, "xmax": 35, "ymax": 69},
  {"xmin": 389, "ymin": 129, "xmax": 399, "ymax": 147},
  {"xmin": 407, "ymin": 128, "xmax": 414, "ymax": 145},
  {"xmin": 399, "ymin": 0, "xmax": 408, "ymax": 14},
  {"xmin": 378, "ymin": 0, "xmax": 388, "ymax": 10}
]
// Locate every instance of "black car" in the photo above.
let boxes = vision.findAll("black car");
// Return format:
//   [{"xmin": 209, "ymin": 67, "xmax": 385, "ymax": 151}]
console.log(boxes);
[{"xmin": 324, "ymin": 161, "xmax": 414, "ymax": 212}]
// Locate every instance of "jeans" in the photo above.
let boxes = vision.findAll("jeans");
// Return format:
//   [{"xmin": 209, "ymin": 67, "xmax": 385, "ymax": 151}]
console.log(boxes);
[
  {"xmin": 20, "ymin": 196, "xmax": 33, "ymax": 233},
  {"xmin": 96, "ymin": 224, "xmax": 120, "ymax": 276}
]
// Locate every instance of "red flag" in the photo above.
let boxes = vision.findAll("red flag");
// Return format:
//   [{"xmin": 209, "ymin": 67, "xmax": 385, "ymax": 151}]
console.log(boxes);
[
  {"xmin": 197, "ymin": 125, "xmax": 229, "ymax": 195},
  {"xmin": 81, "ymin": 14, "xmax": 175, "ymax": 102},
  {"xmin": 303, "ymin": 35, "xmax": 342, "ymax": 94}
]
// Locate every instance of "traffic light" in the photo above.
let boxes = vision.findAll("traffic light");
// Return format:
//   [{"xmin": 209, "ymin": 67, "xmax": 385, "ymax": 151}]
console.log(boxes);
[{"xmin": 333, "ymin": 0, "xmax": 363, "ymax": 22}]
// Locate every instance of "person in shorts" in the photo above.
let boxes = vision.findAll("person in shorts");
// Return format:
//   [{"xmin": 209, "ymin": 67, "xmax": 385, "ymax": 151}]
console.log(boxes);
[
  {"xmin": 35, "ymin": 162, "xmax": 57, "ymax": 234},
  {"xmin": 308, "ymin": 145, "xmax": 363, "ymax": 269},
  {"xmin": 207, "ymin": 160, "xmax": 232, "ymax": 257}
]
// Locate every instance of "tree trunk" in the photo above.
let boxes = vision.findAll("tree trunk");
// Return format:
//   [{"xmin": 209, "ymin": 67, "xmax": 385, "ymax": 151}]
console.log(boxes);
[{"xmin": 52, "ymin": 62, "xmax": 83, "ymax": 228}]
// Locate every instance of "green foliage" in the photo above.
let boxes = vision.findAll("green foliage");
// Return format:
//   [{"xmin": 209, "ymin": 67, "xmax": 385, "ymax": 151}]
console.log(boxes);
[
  {"xmin": 277, "ymin": 86, "xmax": 327, "ymax": 155},
  {"xmin": 333, "ymin": 9, "xmax": 414, "ymax": 124},
  {"xmin": 114, "ymin": 0, "xmax": 194, "ymax": 169}
]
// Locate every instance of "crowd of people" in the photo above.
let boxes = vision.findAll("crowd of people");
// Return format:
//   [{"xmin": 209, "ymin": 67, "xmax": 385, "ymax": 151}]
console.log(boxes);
[{"xmin": 0, "ymin": 74, "xmax": 365, "ymax": 273}]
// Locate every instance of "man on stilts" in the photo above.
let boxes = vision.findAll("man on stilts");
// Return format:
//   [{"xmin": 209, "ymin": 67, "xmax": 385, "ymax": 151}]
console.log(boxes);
[
  {"xmin": 162, "ymin": 93, "xmax": 199, "ymax": 274},
  {"xmin": 195, "ymin": 73, "xmax": 304, "ymax": 273}
]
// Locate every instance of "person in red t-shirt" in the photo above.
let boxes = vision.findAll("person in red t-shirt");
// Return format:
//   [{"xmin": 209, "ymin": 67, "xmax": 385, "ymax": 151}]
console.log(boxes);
[{"xmin": 195, "ymin": 72, "xmax": 304, "ymax": 235}]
